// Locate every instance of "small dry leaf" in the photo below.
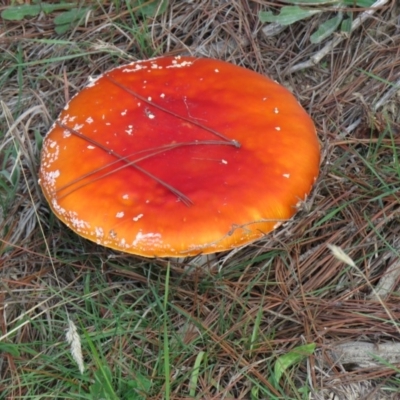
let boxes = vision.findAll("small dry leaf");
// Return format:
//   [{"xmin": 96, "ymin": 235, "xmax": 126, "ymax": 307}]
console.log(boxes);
[
  {"xmin": 327, "ymin": 244, "xmax": 356, "ymax": 268},
  {"xmin": 66, "ymin": 318, "xmax": 84, "ymax": 374}
]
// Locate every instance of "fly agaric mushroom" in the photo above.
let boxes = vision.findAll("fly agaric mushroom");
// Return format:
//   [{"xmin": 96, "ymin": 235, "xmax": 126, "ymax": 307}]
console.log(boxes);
[{"xmin": 39, "ymin": 56, "xmax": 320, "ymax": 257}]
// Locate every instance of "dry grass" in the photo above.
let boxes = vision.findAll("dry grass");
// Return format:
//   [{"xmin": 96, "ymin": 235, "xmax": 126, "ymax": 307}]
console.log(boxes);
[{"xmin": 1, "ymin": 0, "xmax": 400, "ymax": 399}]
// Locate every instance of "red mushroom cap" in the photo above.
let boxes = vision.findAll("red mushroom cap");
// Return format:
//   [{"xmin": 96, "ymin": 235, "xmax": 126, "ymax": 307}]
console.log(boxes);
[{"xmin": 39, "ymin": 56, "xmax": 320, "ymax": 257}]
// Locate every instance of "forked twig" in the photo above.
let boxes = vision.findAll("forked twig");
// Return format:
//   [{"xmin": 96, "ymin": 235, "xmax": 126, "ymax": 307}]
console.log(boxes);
[
  {"xmin": 56, "ymin": 139, "xmax": 234, "ymax": 200},
  {"xmin": 54, "ymin": 74, "xmax": 242, "ymax": 205}
]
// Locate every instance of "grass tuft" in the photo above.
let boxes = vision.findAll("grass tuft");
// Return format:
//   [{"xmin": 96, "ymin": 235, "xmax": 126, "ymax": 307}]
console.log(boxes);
[{"xmin": 65, "ymin": 318, "xmax": 85, "ymax": 374}]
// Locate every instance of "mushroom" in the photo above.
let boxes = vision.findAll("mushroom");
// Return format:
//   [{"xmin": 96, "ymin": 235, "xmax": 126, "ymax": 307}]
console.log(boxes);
[{"xmin": 39, "ymin": 56, "xmax": 320, "ymax": 258}]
